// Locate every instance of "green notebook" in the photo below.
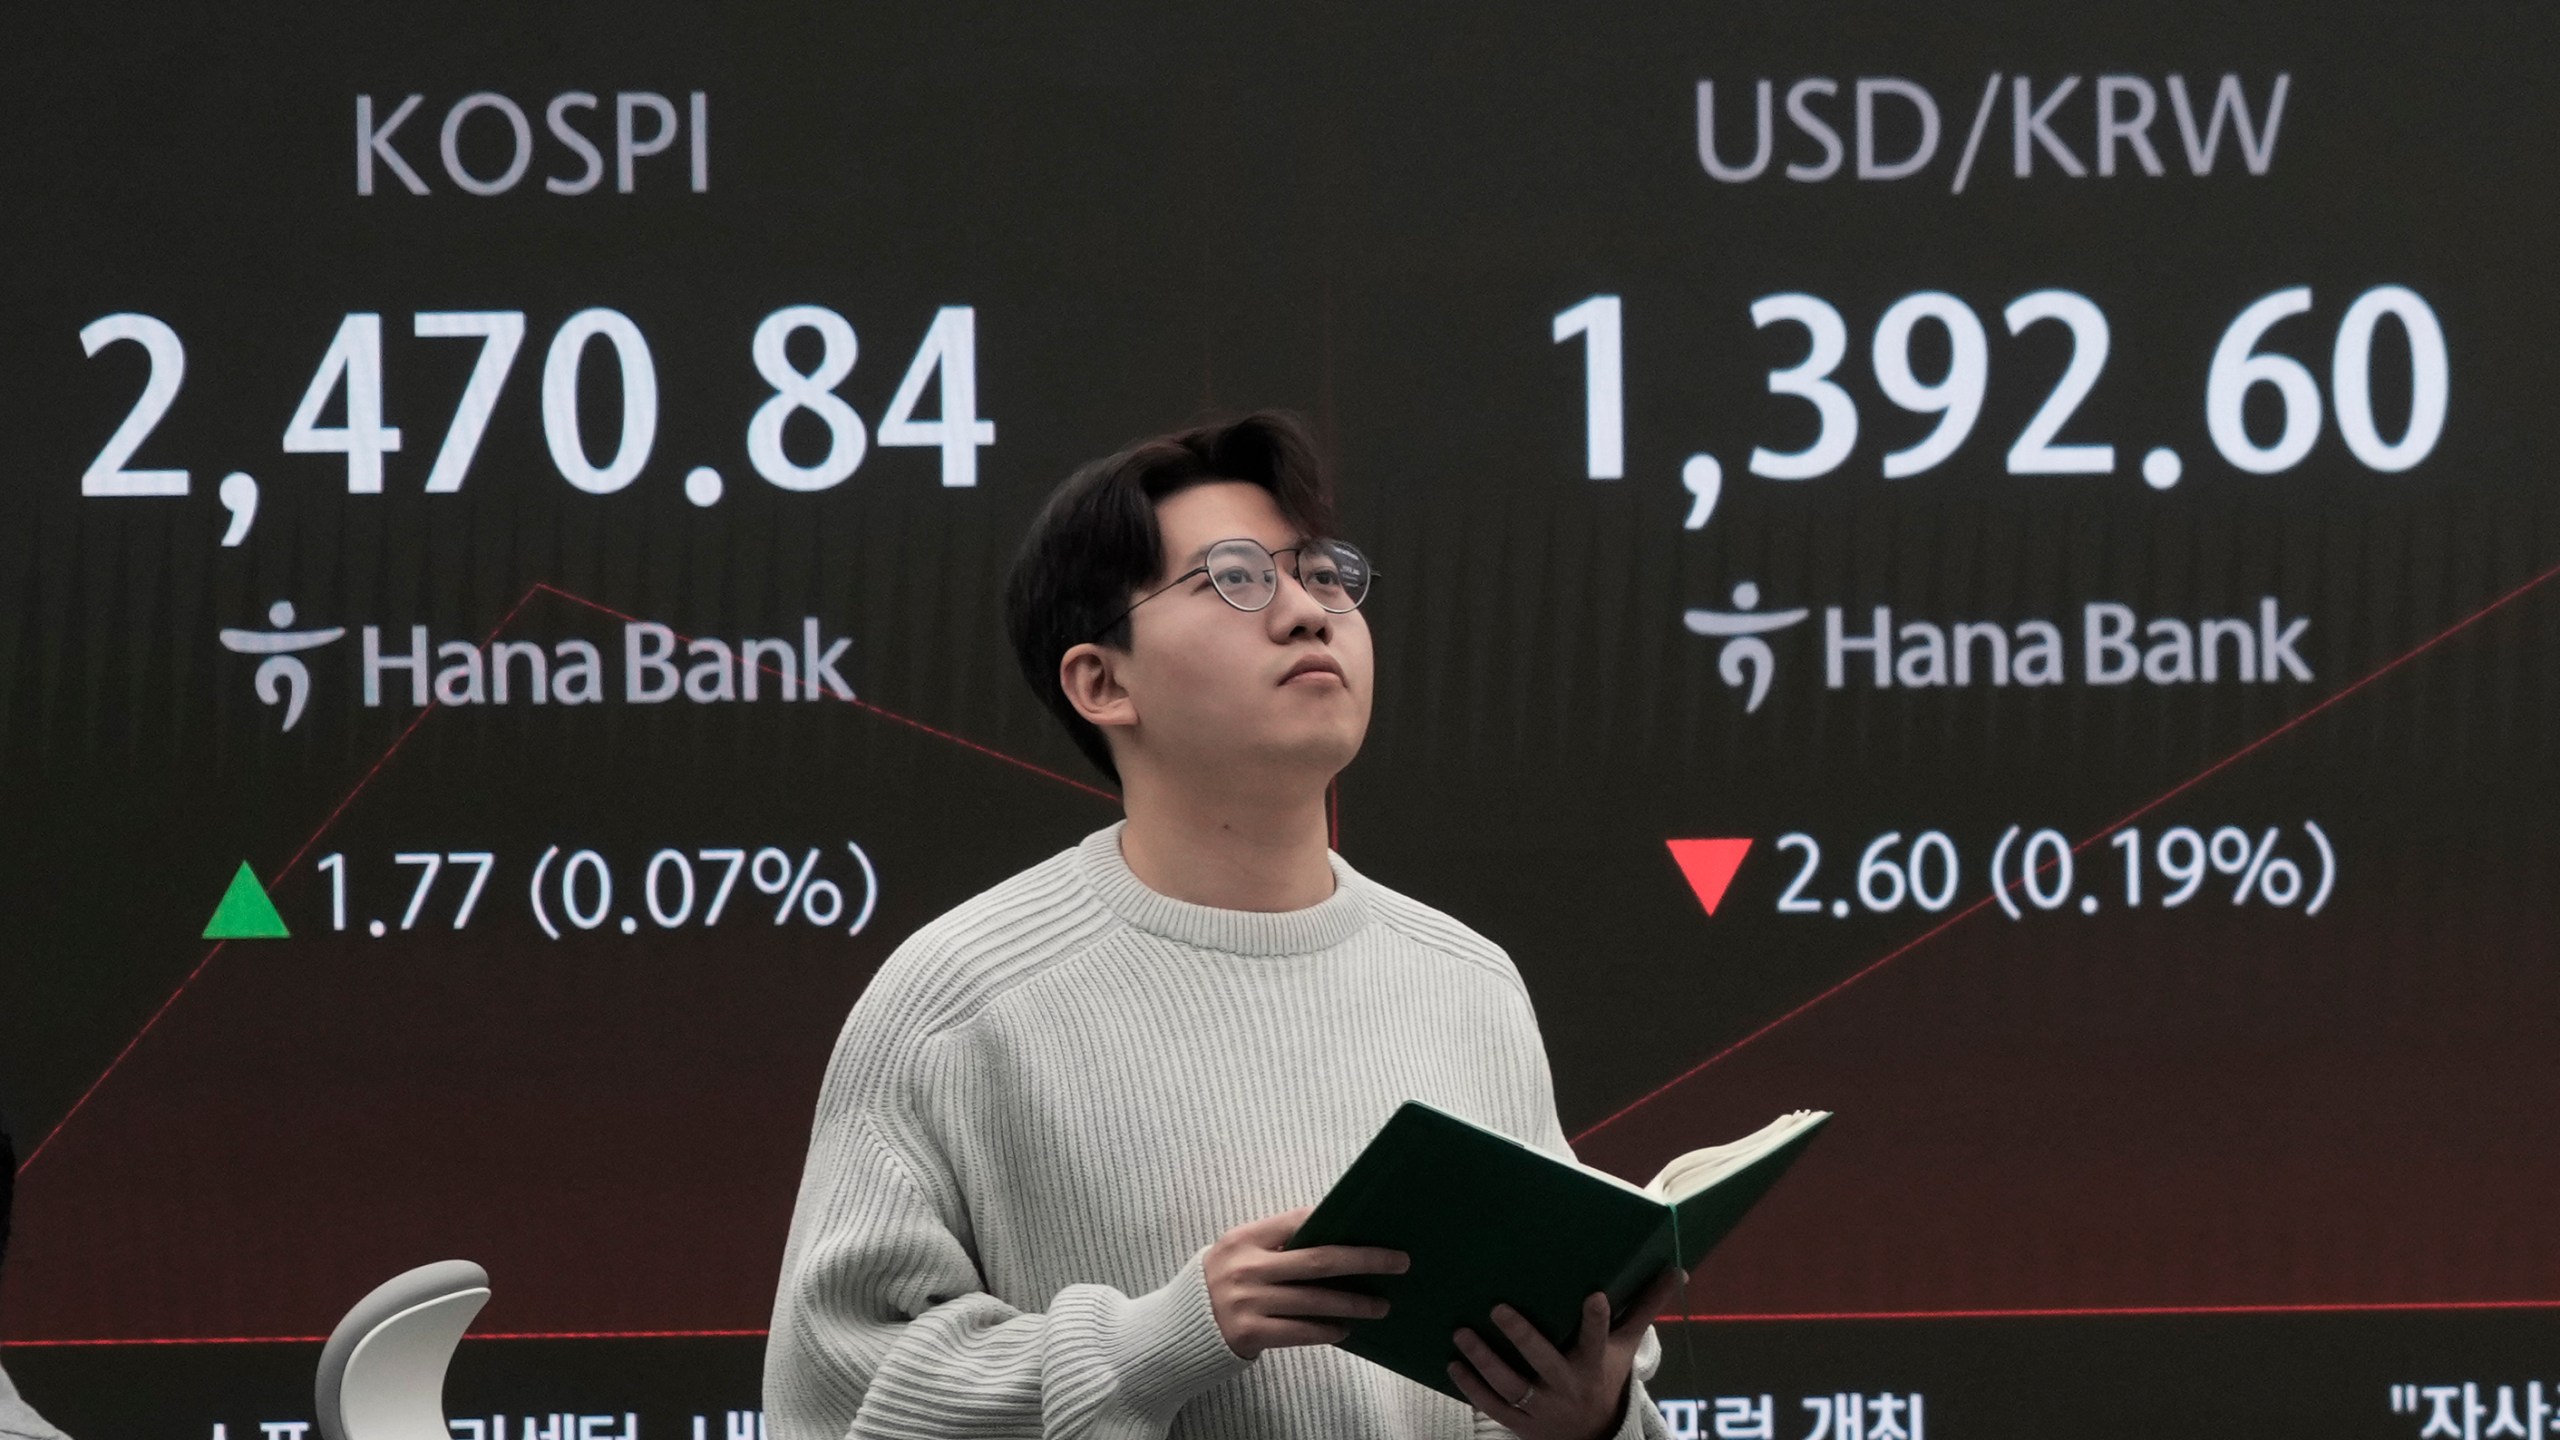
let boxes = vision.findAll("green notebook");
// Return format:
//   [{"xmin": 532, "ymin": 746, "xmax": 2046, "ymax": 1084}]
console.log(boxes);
[{"xmin": 1282, "ymin": 1101, "xmax": 1830, "ymax": 1400}]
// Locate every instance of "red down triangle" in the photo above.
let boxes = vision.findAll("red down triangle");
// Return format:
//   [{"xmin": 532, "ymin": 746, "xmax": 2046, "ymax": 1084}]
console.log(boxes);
[{"xmin": 1666, "ymin": 838, "xmax": 1753, "ymax": 917}]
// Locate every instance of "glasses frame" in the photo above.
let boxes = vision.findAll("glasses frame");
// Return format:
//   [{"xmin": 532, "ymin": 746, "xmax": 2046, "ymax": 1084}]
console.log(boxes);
[{"xmin": 1091, "ymin": 536, "xmax": 1376, "ymax": 641}]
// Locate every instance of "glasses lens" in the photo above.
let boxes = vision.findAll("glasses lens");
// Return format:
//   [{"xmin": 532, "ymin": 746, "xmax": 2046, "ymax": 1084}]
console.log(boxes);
[
  {"xmin": 1300, "ymin": 540, "xmax": 1370, "ymax": 612},
  {"xmin": 1205, "ymin": 540, "xmax": 1280, "ymax": 610}
]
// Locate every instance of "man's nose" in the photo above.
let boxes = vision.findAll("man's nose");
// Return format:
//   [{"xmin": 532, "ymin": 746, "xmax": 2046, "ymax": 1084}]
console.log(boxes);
[{"xmin": 1266, "ymin": 565, "xmax": 1333, "ymax": 639}]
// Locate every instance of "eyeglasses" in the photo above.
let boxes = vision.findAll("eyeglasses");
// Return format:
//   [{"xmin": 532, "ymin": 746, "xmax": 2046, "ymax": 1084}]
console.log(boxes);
[{"xmin": 1095, "ymin": 536, "xmax": 1376, "ymax": 639}]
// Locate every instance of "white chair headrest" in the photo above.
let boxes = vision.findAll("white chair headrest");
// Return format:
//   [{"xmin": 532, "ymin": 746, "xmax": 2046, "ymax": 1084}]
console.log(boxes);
[{"xmin": 314, "ymin": 1260, "xmax": 491, "ymax": 1440}]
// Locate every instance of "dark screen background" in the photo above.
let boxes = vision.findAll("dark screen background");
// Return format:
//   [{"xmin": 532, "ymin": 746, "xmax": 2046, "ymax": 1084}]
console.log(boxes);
[{"xmin": 3, "ymin": 3, "xmax": 2554, "ymax": 1435}]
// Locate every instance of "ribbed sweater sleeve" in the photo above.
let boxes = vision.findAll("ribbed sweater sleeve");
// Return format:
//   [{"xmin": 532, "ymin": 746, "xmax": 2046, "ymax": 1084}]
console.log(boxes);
[{"xmin": 764, "ymin": 1056, "xmax": 1251, "ymax": 1440}]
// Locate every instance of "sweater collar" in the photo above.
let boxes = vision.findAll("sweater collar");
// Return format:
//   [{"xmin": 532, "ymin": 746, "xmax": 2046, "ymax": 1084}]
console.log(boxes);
[{"xmin": 1078, "ymin": 820, "xmax": 1370, "ymax": 956}]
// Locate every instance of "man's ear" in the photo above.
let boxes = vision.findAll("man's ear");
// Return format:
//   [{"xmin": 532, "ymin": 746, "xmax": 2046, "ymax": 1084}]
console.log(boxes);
[{"xmin": 1059, "ymin": 641, "xmax": 1139, "ymax": 732}]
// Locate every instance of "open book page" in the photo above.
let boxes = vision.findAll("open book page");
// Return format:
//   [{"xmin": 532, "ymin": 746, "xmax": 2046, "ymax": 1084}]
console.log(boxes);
[
  {"xmin": 1448, "ymin": 1101, "xmax": 1827, "ymax": 1205},
  {"xmin": 1642, "ymin": 1110, "xmax": 1831, "ymax": 1202},
  {"xmin": 1441, "ymin": 1103, "xmax": 1661, "ymax": 1198},
  {"xmin": 1556, "ymin": 1150, "xmax": 1659, "ymax": 1199}
]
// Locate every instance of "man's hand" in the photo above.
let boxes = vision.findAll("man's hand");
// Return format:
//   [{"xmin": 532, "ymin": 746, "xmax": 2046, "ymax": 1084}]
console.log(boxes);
[
  {"xmin": 1205, "ymin": 1204, "xmax": 1410, "ymax": 1360},
  {"xmin": 1448, "ymin": 1266, "xmax": 1686, "ymax": 1440}
]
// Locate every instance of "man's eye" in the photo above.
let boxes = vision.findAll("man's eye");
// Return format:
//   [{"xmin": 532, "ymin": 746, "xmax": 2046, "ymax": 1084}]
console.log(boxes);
[
  {"xmin": 1307, "ymin": 564, "xmax": 1341, "ymax": 587},
  {"xmin": 1212, "ymin": 566, "xmax": 1255, "ymax": 587}
]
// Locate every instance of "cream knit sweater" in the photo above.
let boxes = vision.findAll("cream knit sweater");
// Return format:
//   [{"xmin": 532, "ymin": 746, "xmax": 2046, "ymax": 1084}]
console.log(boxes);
[{"xmin": 764, "ymin": 820, "xmax": 1669, "ymax": 1440}]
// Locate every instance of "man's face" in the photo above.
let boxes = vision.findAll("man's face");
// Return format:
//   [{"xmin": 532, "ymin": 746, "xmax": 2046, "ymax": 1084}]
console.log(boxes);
[{"xmin": 1105, "ymin": 480, "xmax": 1373, "ymax": 785}]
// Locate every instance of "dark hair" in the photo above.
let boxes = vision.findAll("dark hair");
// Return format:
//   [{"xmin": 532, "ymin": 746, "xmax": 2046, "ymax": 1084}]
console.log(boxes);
[
  {"xmin": 1004, "ymin": 411, "xmax": 1339, "ymax": 785},
  {"xmin": 1, "ymin": 1124, "xmax": 13, "ymax": 1273}
]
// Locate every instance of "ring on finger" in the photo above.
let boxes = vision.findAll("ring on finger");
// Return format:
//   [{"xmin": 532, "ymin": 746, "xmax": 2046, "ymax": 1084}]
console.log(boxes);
[{"xmin": 1512, "ymin": 1384, "xmax": 1536, "ymax": 1412}]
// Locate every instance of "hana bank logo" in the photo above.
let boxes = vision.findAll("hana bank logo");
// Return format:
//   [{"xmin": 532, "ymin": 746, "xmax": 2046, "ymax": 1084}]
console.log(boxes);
[
  {"xmin": 1681, "ymin": 582, "xmax": 1810, "ymax": 714},
  {"xmin": 216, "ymin": 602, "xmax": 858, "ymax": 731},
  {"xmin": 218, "ymin": 601, "xmax": 347, "ymax": 731},
  {"xmin": 1682, "ymin": 583, "xmax": 2313, "ymax": 714}
]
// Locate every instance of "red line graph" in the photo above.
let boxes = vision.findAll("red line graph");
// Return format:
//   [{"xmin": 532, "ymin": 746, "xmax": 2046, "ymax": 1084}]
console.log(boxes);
[
  {"xmin": 15, "ymin": 586, "xmax": 545, "ymax": 1175},
  {"xmin": 1665, "ymin": 1298, "xmax": 2560, "ymax": 1324},
  {"xmin": 12, "ymin": 564, "xmax": 2555, "ymax": 1332},
  {"xmin": 1572, "ymin": 554, "xmax": 2560, "ymax": 1148},
  {"xmin": 0, "ymin": 1329, "xmax": 771, "ymax": 1349},
  {"xmin": 14, "ymin": 582, "xmax": 1119, "ymax": 1178}
]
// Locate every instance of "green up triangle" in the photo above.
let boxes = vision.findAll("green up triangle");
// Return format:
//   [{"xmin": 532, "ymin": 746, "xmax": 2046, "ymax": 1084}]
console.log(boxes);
[{"xmin": 203, "ymin": 861, "xmax": 290, "ymax": 940}]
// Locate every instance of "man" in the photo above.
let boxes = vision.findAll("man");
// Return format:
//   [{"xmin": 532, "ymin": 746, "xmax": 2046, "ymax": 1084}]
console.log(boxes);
[{"xmin": 765, "ymin": 412, "xmax": 1680, "ymax": 1439}]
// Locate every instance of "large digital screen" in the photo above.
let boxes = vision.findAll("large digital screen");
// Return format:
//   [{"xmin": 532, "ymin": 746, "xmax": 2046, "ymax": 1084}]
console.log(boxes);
[{"xmin": 3, "ymin": 4, "xmax": 2554, "ymax": 1436}]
